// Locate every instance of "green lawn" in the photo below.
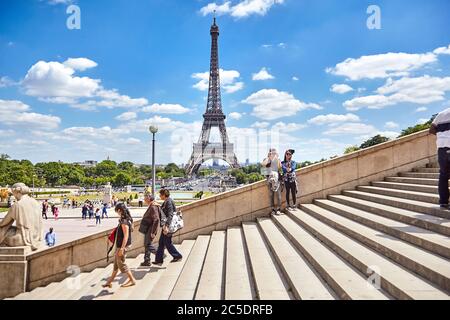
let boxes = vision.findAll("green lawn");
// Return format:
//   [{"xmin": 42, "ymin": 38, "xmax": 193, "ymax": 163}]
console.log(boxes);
[{"xmin": 0, "ymin": 207, "xmax": 8, "ymax": 213}]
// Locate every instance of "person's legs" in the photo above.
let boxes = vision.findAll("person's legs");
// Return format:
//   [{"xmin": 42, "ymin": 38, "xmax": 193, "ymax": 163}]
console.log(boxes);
[
  {"xmin": 285, "ymin": 182, "xmax": 291, "ymax": 207},
  {"xmin": 154, "ymin": 233, "xmax": 166, "ymax": 263},
  {"xmin": 290, "ymin": 182, "xmax": 297, "ymax": 207},
  {"xmin": 275, "ymin": 188, "xmax": 282, "ymax": 211},
  {"xmin": 143, "ymin": 234, "xmax": 154, "ymax": 265},
  {"xmin": 268, "ymin": 184, "xmax": 275, "ymax": 211},
  {"xmin": 164, "ymin": 234, "xmax": 182, "ymax": 260},
  {"xmin": 438, "ymin": 148, "xmax": 450, "ymax": 207}
]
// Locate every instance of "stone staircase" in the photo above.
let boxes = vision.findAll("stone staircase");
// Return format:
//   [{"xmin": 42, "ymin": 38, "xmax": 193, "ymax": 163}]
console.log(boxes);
[{"xmin": 10, "ymin": 162, "xmax": 450, "ymax": 300}]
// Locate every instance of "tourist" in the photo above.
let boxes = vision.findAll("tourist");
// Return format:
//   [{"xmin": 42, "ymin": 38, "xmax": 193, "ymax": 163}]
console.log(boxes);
[
  {"xmin": 95, "ymin": 208, "xmax": 101, "ymax": 225},
  {"xmin": 103, "ymin": 203, "xmax": 136, "ymax": 288},
  {"xmin": 139, "ymin": 193, "xmax": 160, "ymax": 267},
  {"xmin": 42, "ymin": 200, "xmax": 48, "ymax": 220},
  {"xmin": 261, "ymin": 148, "xmax": 282, "ymax": 215},
  {"xmin": 88, "ymin": 203, "xmax": 94, "ymax": 219},
  {"xmin": 81, "ymin": 204, "xmax": 88, "ymax": 220},
  {"xmin": 51, "ymin": 204, "xmax": 56, "ymax": 217},
  {"xmin": 102, "ymin": 203, "xmax": 108, "ymax": 218},
  {"xmin": 282, "ymin": 149, "xmax": 298, "ymax": 210},
  {"xmin": 53, "ymin": 206, "xmax": 59, "ymax": 220},
  {"xmin": 429, "ymin": 108, "xmax": 450, "ymax": 209},
  {"xmin": 45, "ymin": 227, "xmax": 56, "ymax": 247},
  {"xmin": 154, "ymin": 189, "xmax": 182, "ymax": 265}
]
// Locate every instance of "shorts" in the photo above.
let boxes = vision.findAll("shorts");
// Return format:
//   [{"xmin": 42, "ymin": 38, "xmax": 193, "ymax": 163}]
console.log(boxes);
[{"xmin": 113, "ymin": 248, "xmax": 129, "ymax": 273}]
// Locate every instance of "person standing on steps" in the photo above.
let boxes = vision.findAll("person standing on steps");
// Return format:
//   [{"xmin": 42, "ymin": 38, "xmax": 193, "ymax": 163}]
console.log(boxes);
[
  {"xmin": 42, "ymin": 200, "xmax": 48, "ymax": 220},
  {"xmin": 154, "ymin": 189, "xmax": 183, "ymax": 265},
  {"xmin": 102, "ymin": 203, "xmax": 108, "ymax": 219},
  {"xmin": 430, "ymin": 108, "xmax": 450, "ymax": 210},
  {"xmin": 103, "ymin": 203, "xmax": 136, "ymax": 288},
  {"xmin": 282, "ymin": 149, "xmax": 298, "ymax": 211},
  {"xmin": 261, "ymin": 148, "xmax": 282, "ymax": 215},
  {"xmin": 139, "ymin": 193, "xmax": 160, "ymax": 267}
]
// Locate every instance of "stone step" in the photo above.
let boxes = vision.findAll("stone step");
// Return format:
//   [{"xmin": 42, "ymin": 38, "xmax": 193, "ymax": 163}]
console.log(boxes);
[
  {"xmin": 147, "ymin": 239, "xmax": 195, "ymax": 300},
  {"xmin": 314, "ymin": 199, "xmax": 450, "ymax": 259},
  {"xmin": 94, "ymin": 255, "xmax": 144, "ymax": 300},
  {"xmin": 70, "ymin": 263, "xmax": 115, "ymax": 300},
  {"xmin": 299, "ymin": 204, "xmax": 450, "ymax": 292},
  {"xmin": 224, "ymin": 226, "xmax": 256, "ymax": 300},
  {"xmin": 195, "ymin": 231, "xmax": 226, "ymax": 300},
  {"xmin": 25, "ymin": 282, "xmax": 60, "ymax": 300},
  {"xmin": 357, "ymin": 185, "xmax": 439, "ymax": 205},
  {"xmin": 272, "ymin": 214, "xmax": 389, "ymax": 300},
  {"xmin": 41, "ymin": 270, "xmax": 98, "ymax": 300},
  {"xmin": 328, "ymin": 194, "xmax": 450, "ymax": 237},
  {"xmin": 400, "ymin": 172, "xmax": 439, "ymax": 179},
  {"xmin": 426, "ymin": 162, "xmax": 439, "ymax": 168},
  {"xmin": 343, "ymin": 190, "xmax": 450, "ymax": 220},
  {"xmin": 385, "ymin": 176, "xmax": 438, "ymax": 186},
  {"xmin": 414, "ymin": 167, "xmax": 440, "ymax": 173},
  {"xmin": 242, "ymin": 222, "xmax": 292, "ymax": 300},
  {"xmin": 286, "ymin": 208, "xmax": 449, "ymax": 300},
  {"xmin": 257, "ymin": 217, "xmax": 335, "ymax": 300},
  {"xmin": 55, "ymin": 267, "xmax": 106, "ymax": 300},
  {"xmin": 373, "ymin": 181, "xmax": 439, "ymax": 194},
  {"xmin": 169, "ymin": 235, "xmax": 210, "ymax": 300},
  {"xmin": 127, "ymin": 245, "xmax": 183, "ymax": 300}
]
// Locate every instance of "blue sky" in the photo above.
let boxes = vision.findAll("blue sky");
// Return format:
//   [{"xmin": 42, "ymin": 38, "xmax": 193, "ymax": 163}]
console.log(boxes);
[{"xmin": 0, "ymin": 0, "xmax": 449, "ymax": 165}]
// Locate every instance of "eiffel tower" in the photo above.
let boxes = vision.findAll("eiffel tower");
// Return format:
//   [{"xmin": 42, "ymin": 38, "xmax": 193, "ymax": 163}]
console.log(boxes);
[{"xmin": 185, "ymin": 16, "xmax": 239, "ymax": 176}]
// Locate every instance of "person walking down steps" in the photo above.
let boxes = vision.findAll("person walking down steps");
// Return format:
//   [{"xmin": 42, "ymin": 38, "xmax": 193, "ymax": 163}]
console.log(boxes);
[
  {"xmin": 139, "ymin": 192, "xmax": 160, "ymax": 267},
  {"xmin": 154, "ymin": 189, "xmax": 183, "ymax": 265},
  {"xmin": 103, "ymin": 203, "xmax": 136, "ymax": 288}
]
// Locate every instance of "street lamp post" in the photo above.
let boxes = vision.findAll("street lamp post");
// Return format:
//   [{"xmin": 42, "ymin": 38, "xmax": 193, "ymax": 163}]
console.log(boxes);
[{"xmin": 149, "ymin": 125, "xmax": 158, "ymax": 198}]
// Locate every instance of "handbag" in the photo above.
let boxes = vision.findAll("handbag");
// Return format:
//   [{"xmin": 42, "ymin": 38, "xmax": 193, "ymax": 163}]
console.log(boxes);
[
  {"xmin": 106, "ymin": 227, "xmax": 117, "ymax": 262},
  {"xmin": 168, "ymin": 209, "xmax": 184, "ymax": 234}
]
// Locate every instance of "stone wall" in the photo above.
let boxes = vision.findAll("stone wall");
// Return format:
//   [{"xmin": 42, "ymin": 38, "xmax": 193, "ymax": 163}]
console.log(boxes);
[{"xmin": 3, "ymin": 129, "xmax": 437, "ymax": 297}]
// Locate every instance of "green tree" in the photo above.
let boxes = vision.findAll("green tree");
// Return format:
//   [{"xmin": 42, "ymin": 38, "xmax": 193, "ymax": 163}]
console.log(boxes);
[
  {"xmin": 113, "ymin": 172, "xmax": 132, "ymax": 187},
  {"xmin": 359, "ymin": 135, "xmax": 390, "ymax": 149},
  {"xmin": 96, "ymin": 160, "xmax": 118, "ymax": 178},
  {"xmin": 398, "ymin": 114, "xmax": 437, "ymax": 137},
  {"xmin": 344, "ymin": 145, "xmax": 361, "ymax": 154}
]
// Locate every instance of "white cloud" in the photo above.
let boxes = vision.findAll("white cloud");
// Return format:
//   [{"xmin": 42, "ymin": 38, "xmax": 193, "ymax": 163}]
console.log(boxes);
[
  {"xmin": 292, "ymin": 76, "xmax": 299, "ymax": 81},
  {"xmin": 23, "ymin": 60, "xmax": 100, "ymax": 98},
  {"xmin": 142, "ymin": 103, "xmax": 191, "ymax": 114},
  {"xmin": 63, "ymin": 58, "xmax": 98, "ymax": 71},
  {"xmin": 272, "ymin": 122, "xmax": 306, "ymax": 132},
  {"xmin": 200, "ymin": 0, "xmax": 284, "ymax": 18},
  {"xmin": 0, "ymin": 99, "xmax": 61, "ymax": 130},
  {"xmin": 22, "ymin": 59, "xmax": 149, "ymax": 111},
  {"xmin": 251, "ymin": 121, "xmax": 270, "ymax": 128},
  {"xmin": 326, "ymin": 52, "xmax": 437, "ymax": 81},
  {"xmin": 243, "ymin": 89, "xmax": 321, "ymax": 120},
  {"xmin": 384, "ymin": 121, "xmax": 399, "ymax": 129},
  {"xmin": 252, "ymin": 67, "xmax": 275, "ymax": 81},
  {"xmin": 192, "ymin": 69, "xmax": 243, "ymax": 93},
  {"xmin": 433, "ymin": 45, "xmax": 450, "ymax": 55},
  {"xmin": 415, "ymin": 106, "xmax": 427, "ymax": 112},
  {"xmin": 115, "ymin": 112, "xmax": 137, "ymax": 121},
  {"xmin": 417, "ymin": 118, "xmax": 430, "ymax": 124},
  {"xmin": 324, "ymin": 123, "xmax": 377, "ymax": 136},
  {"xmin": 0, "ymin": 76, "xmax": 16, "ymax": 87},
  {"xmin": 343, "ymin": 75, "xmax": 450, "ymax": 111},
  {"xmin": 229, "ymin": 112, "xmax": 243, "ymax": 120},
  {"xmin": 308, "ymin": 113, "xmax": 360, "ymax": 125},
  {"xmin": 330, "ymin": 83, "xmax": 354, "ymax": 94}
]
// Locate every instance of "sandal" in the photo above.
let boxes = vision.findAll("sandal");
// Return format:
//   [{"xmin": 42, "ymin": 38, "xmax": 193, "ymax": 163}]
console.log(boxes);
[{"xmin": 102, "ymin": 283, "xmax": 112, "ymax": 288}]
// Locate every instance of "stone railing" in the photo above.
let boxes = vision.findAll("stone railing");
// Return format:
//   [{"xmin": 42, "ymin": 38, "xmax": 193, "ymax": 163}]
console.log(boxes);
[{"xmin": 1, "ymin": 129, "xmax": 437, "ymax": 298}]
